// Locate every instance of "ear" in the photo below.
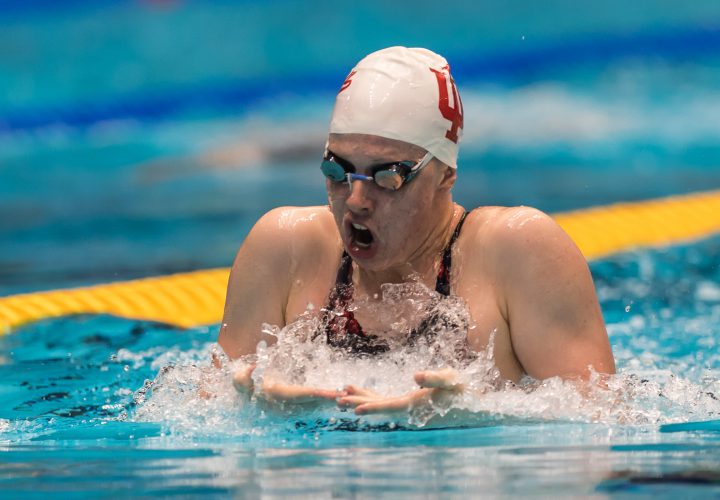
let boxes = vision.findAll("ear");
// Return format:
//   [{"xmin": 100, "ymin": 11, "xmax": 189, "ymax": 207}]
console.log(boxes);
[{"xmin": 437, "ymin": 164, "xmax": 457, "ymax": 191}]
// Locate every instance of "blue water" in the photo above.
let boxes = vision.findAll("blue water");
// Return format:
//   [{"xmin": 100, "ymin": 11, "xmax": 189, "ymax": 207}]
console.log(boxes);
[{"xmin": 2, "ymin": 0, "xmax": 720, "ymax": 497}]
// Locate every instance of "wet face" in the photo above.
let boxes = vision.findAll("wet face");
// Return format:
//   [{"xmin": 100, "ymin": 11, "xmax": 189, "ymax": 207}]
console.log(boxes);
[{"xmin": 325, "ymin": 133, "xmax": 453, "ymax": 272}]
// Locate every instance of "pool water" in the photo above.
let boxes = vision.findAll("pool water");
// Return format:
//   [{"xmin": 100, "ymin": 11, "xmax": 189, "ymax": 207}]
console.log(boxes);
[{"xmin": 3, "ymin": 235, "xmax": 720, "ymax": 497}]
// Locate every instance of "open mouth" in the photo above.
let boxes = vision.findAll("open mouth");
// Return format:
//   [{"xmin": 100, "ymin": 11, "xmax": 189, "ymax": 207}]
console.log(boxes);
[{"xmin": 350, "ymin": 222, "xmax": 374, "ymax": 249}]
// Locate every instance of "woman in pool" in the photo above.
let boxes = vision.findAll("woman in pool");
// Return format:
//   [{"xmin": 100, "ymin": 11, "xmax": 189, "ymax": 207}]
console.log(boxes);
[{"xmin": 218, "ymin": 47, "xmax": 615, "ymax": 414}]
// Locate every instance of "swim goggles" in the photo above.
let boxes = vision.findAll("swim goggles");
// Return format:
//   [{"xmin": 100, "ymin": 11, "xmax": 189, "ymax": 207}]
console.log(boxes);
[{"xmin": 321, "ymin": 150, "xmax": 434, "ymax": 191}]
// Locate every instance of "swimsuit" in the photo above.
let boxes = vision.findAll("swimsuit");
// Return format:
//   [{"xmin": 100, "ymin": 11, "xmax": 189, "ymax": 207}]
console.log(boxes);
[{"xmin": 317, "ymin": 210, "xmax": 470, "ymax": 355}]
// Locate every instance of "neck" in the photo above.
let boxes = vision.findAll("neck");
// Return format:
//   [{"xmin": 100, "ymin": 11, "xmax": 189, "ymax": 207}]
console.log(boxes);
[{"xmin": 355, "ymin": 201, "xmax": 460, "ymax": 296}]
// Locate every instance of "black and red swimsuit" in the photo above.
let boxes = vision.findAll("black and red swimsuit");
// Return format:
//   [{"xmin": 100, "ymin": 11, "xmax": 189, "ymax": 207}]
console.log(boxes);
[{"xmin": 318, "ymin": 211, "xmax": 470, "ymax": 355}]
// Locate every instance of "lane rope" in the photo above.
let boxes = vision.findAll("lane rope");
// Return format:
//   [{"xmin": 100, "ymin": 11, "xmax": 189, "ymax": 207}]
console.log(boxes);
[{"xmin": 2, "ymin": 189, "xmax": 720, "ymax": 334}]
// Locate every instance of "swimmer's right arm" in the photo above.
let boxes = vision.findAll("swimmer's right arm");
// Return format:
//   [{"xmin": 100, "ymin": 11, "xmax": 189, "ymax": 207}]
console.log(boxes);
[
  {"xmin": 217, "ymin": 208, "xmax": 345, "ymax": 405},
  {"xmin": 218, "ymin": 208, "xmax": 293, "ymax": 358}
]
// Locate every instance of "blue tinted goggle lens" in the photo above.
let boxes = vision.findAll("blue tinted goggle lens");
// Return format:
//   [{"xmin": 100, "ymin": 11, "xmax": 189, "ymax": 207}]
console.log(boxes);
[{"xmin": 320, "ymin": 159, "xmax": 347, "ymax": 182}]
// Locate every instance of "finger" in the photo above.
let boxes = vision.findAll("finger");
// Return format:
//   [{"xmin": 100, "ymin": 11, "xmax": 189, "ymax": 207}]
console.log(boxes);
[
  {"xmin": 232, "ymin": 364, "xmax": 257, "ymax": 392},
  {"xmin": 336, "ymin": 395, "xmax": 373, "ymax": 408},
  {"xmin": 310, "ymin": 388, "xmax": 348, "ymax": 400},
  {"xmin": 264, "ymin": 383, "xmax": 315, "ymax": 401},
  {"xmin": 264, "ymin": 383, "xmax": 346, "ymax": 403},
  {"xmin": 344, "ymin": 385, "xmax": 380, "ymax": 398},
  {"xmin": 354, "ymin": 396, "xmax": 410, "ymax": 415},
  {"xmin": 415, "ymin": 368, "xmax": 461, "ymax": 390}
]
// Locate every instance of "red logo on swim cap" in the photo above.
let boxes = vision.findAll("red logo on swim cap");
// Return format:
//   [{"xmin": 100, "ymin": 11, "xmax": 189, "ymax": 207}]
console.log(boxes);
[
  {"xmin": 339, "ymin": 70, "xmax": 357, "ymax": 94},
  {"xmin": 430, "ymin": 65, "xmax": 463, "ymax": 144}
]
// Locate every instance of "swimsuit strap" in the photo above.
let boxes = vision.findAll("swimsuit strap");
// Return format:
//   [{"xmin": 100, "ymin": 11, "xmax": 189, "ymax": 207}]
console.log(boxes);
[
  {"xmin": 336, "ymin": 250, "xmax": 353, "ymax": 287},
  {"xmin": 435, "ymin": 210, "xmax": 470, "ymax": 296},
  {"xmin": 319, "ymin": 250, "xmax": 389, "ymax": 354},
  {"xmin": 326, "ymin": 250, "xmax": 354, "ymax": 321}
]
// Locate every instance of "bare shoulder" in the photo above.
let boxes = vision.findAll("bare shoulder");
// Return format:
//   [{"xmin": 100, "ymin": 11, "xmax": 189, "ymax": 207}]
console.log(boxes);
[
  {"xmin": 247, "ymin": 205, "xmax": 335, "ymax": 240},
  {"xmin": 220, "ymin": 206, "xmax": 337, "ymax": 358},
  {"xmin": 231, "ymin": 205, "xmax": 340, "ymax": 306},
  {"xmin": 463, "ymin": 206, "xmax": 583, "ymax": 272},
  {"xmin": 238, "ymin": 205, "xmax": 337, "ymax": 263}
]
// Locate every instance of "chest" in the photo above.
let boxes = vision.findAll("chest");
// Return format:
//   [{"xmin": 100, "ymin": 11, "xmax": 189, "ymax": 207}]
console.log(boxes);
[
  {"xmin": 286, "ymin": 273, "xmax": 522, "ymax": 380},
  {"xmin": 283, "ymin": 246, "xmax": 524, "ymax": 380}
]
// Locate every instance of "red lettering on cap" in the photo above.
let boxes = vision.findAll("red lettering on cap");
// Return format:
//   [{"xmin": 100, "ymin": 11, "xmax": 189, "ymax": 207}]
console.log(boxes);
[
  {"xmin": 339, "ymin": 70, "xmax": 357, "ymax": 93},
  {"xmin": 429, "ymin": 65, "xmax": 463, "ymax": 144}
]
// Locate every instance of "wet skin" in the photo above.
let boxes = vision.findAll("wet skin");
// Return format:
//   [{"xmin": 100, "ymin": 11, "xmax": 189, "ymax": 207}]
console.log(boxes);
[{"xmin": 219, "ymin": 134, "xmax": 615, "ymax": 414}]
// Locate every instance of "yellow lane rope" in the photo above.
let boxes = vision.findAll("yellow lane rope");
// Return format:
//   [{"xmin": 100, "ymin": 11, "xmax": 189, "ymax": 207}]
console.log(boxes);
[
  {"xmin": 0, "ymin": 268, "xmax": 230, "ymax": 334},
  {"xmin": 2, "ymin": 189, "xmax": 720, "ymax": 334},
  {"xmin": 553, "ymin": 189, "xmax": 720, "ymax": 259}
]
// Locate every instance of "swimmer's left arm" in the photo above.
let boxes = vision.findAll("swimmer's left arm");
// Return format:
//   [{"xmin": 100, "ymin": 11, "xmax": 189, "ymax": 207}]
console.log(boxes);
[{"xmin": 495, "ymin": 209, "xmax": 615, "ymax": 380}]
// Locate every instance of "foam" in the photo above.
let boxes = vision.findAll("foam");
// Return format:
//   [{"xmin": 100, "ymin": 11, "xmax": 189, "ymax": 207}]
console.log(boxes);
[{"xmin": 132, "ymin": 278, "xmax": 720, "ymax": 437}]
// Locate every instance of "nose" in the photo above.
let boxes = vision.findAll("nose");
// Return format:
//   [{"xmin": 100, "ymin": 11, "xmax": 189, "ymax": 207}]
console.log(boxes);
[{"xmin": 345, "ymin": 175, "xmax": 374, "ymax": 214}]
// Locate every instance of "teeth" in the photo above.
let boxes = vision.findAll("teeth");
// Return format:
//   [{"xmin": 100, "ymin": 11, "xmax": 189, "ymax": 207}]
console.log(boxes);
[{"xmin": 350, "ymin": 222, "xmax": 372, "ymax": 249}]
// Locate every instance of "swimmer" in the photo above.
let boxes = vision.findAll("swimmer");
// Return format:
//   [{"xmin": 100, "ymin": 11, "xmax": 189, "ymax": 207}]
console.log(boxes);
[{"xmin": 217, "ymin": 47, "xmax": 615, "ymax": 415}]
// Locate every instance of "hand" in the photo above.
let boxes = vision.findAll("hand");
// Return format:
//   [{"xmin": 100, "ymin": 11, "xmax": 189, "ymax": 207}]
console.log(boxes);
[
  {"xmin": 337, "ymin": 368, "xmax": 463, "ymax": 415},
  {"xmin": 232, "ymin": 364, "xmax": 346, "ymax": 404},
  {"xmin": 261, "ymin": 382, "xmax": 347, "ymax": 404},
  {"xmin": 414, "ymin": 367, "xmax": 463, "ymax": 390},
  {"xmin": 338, "ymin": 385, "xmax": 434, "ymax": 415}
]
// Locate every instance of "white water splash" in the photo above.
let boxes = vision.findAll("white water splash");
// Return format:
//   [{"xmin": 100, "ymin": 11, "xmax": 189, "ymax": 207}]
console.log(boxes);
[{"xmin": 132, "ymin": 280, "xmax": 720, "ymax": 436}]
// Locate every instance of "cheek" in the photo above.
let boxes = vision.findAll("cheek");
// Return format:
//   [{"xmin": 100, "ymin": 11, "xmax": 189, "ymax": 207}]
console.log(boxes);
[
  {"xmin": 326, "ymin": 184, "xmax": 345, "ymax": 208},
  {"xmin": 377, "ymin": 190, "xmax": 433, "ymax": 238},
  {"xmin": 327, "ymin": 188, "xmax": 346, "ymax": 224},
  {"xmin": 374, "ymin": 195, "xmax": 414, "ymax": 233}
]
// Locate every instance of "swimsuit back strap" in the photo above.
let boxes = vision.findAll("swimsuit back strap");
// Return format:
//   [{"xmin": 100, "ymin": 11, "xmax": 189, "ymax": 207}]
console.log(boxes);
[{"xmin": 435, "ymin": 210, "xmax": 470, "ymax": 296}]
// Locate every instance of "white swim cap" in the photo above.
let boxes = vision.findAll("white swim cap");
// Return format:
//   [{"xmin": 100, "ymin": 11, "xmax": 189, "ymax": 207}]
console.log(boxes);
[{"xmin": 329, "ymin": 46, "xmax": 464, "ymax": 168}]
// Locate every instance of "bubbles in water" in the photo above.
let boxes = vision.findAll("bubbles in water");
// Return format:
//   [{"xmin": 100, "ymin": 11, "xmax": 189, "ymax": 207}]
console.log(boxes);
[{"xmin": 131, "ymin": 273, "xmax": 720, "ymax": 436}]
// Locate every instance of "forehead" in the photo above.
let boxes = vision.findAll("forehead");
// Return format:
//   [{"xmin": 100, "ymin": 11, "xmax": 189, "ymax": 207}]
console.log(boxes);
[{"xmin": 327, "ymin": 133, "xmax": 427, "ymax": 161}]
